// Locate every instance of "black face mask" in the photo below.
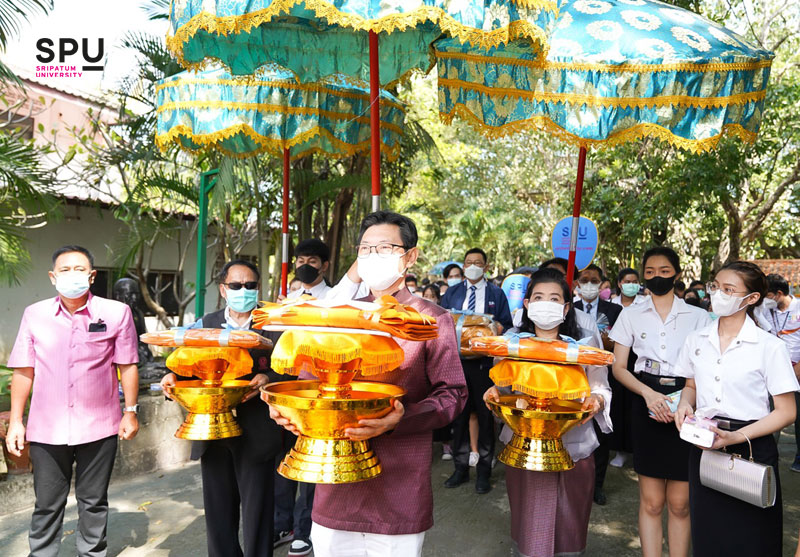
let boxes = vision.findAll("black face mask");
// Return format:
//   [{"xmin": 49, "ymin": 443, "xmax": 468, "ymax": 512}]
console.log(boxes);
[
  {"xmin": 646, "ymin": 275, "xmax": 676, "ymax": 296},
  {"xmin": 295, "ymin": 263, "xmax": 320, "ymax": 284}
]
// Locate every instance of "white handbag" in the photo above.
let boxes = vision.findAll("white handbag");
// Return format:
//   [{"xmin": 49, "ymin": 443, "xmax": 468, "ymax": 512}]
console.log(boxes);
[{"xmin": 699, "ymin": 432, "xmax": 776, "ymax": 508}]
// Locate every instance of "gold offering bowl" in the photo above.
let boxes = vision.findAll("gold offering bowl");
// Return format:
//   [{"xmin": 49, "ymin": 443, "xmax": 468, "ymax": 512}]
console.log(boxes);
[
  {"xmin": 164, "ymin": 379, "xmax": 252, "ymax": 440},
  {"xmin": 262, "ymin": 380, "xmax": 405, "ymax": 484},
  {"xmin": 489, "ymin": 395, "xmax": 589, "ymax": 472}
]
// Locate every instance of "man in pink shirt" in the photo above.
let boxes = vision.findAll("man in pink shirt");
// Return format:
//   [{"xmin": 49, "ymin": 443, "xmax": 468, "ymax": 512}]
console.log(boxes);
[{"xmin": 5, "ymin": 245, "xmax": 140, "ymax": 557}]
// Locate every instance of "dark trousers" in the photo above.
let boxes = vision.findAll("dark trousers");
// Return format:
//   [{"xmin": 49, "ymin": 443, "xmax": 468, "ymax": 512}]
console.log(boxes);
[
  {"xmin": 28, "ymin": 435, "xmax": 118, "ymax": 557},
  {"xmin": 452, "ymin": 358, "xmax": 495, "ymax": 478},
  {"xmin": 593, "ymin": 421, "xmax": 610, "ymax": 491},
  {"xmin": 200, "ymin": 439, "xmax": 275, "ymax": 557},
  {"xmin": 273, "ymin": 459, "xmax": 315, "ymax": 540},
  {"xmin": 795, "ymin": 392, "xmax": 800, "ymax": 456}
]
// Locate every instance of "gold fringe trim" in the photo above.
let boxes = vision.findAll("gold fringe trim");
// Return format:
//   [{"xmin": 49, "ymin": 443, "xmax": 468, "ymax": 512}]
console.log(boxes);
[
  {"xmin": 435, "ymin": 50, "xmax": 773, "ymax": 75},
  {"xmin": 156, "ymin": 77, "xmax": 406, "ymax": 112},
  {"xmin": 441, "ymin": 103, "xmax": 759, "ymax": 153},
  {"xmin": 490, "ymin": 378, "xmax": 590, "ymax": 400},
  {"xmin": 166, "ymin": 2, "xmax": 552, "ymax": 76},
  {"xmin": 155, "ymin": 122, "xmax": 404, "ymax": 161},
  {"xmin": 439, "ymin": 78, "xmax": 767, "ymax": 109}
]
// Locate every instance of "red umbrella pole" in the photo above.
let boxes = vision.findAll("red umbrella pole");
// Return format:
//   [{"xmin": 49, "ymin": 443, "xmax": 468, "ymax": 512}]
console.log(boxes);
[
  {"xmin": 281, "ymin": 147, "xmax": 290, "ymax": 296},
  {"xmin": 565, "ymin": 146, "xmax": 587, "ymax": 290},
  {"xmin": 369, "ymin": 30, "xmax": 381, "ymax": 212}
]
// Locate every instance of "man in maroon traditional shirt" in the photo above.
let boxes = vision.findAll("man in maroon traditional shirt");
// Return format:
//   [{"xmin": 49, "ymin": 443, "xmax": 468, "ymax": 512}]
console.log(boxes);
[{"xmin": 270, "ymin": 211, "xmax": 467, "ymax": 556}]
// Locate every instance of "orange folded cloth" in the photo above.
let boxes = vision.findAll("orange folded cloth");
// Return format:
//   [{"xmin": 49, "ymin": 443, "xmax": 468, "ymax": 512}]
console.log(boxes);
[
  {"xmin": 469, "ymin": 334, "xmax": 614, "ymax": 366},
  {"xmin": 166, "ymin": 346, "xmax": 253, "ymax": 382},
  {"xmin": 451, "ymin": 311, "xmax": 499, "ymax": 357},
  {"xmin": 271, "ymin": 329, "xmax": 404, "ymax": 377},
  {"xmin": 490, "ymin": 360, "xmax": 591, "ymax": 400},
  {"xmin": 141, "ymin": 328, "xmax": 272, "ymax": 349},
  {"xmin": 253, "ymin": 295, "xmax": 438, "ymax": 341}
]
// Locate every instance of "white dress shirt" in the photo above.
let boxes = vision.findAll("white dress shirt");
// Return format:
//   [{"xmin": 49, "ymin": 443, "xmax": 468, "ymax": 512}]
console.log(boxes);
[
  {"xmin": 287, "ymin": 279, "xmax": 332, "ymax": 300},
  {"xmin": 610, "ymin": 295, "xmax": 711, "ymax": 376},
  {"xmin": 611, "ymin": 294, "xmax": 647, "ymax": 307},
  {"xmin": 673, "ymin": 316, "xmax": 799, "ymax": 420},
  {"xmin": 223, "ymin": 306, "xmax": 252, "ymax": 330},
  {"xmin": 580, "ymin": 298, "xmax": 599, "ymax": 320},
  {"xmin": 760, "ymin": 297, "xmax": 800, "ymax": 364},
  {"xmin": 461, "ymin": 278, "xmax": 487, "ymax": 314}
]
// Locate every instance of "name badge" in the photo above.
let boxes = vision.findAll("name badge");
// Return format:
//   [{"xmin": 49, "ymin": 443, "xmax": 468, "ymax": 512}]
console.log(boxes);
[{"xmin": 644, "ymin": 358, "xmax": 661, "ymax": 374}]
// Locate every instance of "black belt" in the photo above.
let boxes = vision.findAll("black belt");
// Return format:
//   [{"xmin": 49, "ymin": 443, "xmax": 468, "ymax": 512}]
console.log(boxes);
[
  {"xmin": 634, "ymin": 371, "xmax": 684, "ymax": 388},
  {"xmin": 712, "ymin": 417, "xmax": 756, "ymax": 431}
]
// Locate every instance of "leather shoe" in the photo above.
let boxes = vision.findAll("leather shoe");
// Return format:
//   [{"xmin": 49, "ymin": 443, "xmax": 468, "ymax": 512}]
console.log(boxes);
[
  {"xmin": 593, "ymin": 487, "xmax": 607, "ymax": 506},
  {"xmin": 444, "ymin": 469, "xmax": 469, "ymax": 488},
  {"xmin": 475, "ymin": 476, "xmax": 492, "ymax": 494}
]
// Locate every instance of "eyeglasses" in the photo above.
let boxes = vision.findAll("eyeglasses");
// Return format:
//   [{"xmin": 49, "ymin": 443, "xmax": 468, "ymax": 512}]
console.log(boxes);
[
  {"xmin": 224, "ymin": 281, "xmax": 258, "ymax": 290},
  {"xmin": 356, "ymin": 243, "xmax": 406, "ymax": 259},
  {"xmin": 706, "ymin": 282, "xmax": 748, "ymax": 297}
]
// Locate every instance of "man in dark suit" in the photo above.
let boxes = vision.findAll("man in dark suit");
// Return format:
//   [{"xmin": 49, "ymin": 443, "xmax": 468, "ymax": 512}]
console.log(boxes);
[
  {"xmin": 162, "ymin": 260, "xmax": 283, "ymax": 557},
  {"xmin": 573, "ymin": 263, "xmax": 621, "ymax": 506},
  {"xmin": 440, "ymin": 248, "xmax": 513, "ymax": 494}
]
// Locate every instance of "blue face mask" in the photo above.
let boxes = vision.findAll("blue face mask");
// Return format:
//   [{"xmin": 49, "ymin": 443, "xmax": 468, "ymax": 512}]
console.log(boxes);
[
  {"xmin": 621, "ymin": 283, "xmax": 640, "ymax": 298},
  {"xmin": 447, "ymin": 278, "xmax": 462, "ymax": 287},
  {"xmin": 225, "ymin": 288, "xmax": 258, "ymax": 313}
]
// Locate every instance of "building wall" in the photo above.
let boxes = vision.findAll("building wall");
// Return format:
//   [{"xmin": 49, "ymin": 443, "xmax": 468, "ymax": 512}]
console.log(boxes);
[{"xmin": 0, "ymin": 203, "xmax": 260, "ymax": 361}]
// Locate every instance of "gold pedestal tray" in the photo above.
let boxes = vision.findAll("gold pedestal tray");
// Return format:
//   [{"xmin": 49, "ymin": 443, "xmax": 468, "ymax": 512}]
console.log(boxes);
[
  {"xmin": 164, "ymin": 379, "xmax": 251, "ymax": 440},
  {"xmin": 489, "ymin": 395, "xmax": 589, "ymax": 472},
  {"xmin": 262, "ymin": 380, "xmax": 405, "ymax": 484}
]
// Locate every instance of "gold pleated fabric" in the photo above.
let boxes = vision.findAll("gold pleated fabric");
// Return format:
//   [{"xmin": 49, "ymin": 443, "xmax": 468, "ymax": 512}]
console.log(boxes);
[
  {"xmin": 490, "ymin": 359, "xmax": 590, "ymax": 400},
  {"xmin": 165, "ymin": 346, "xmax": 254, "ymax": 381}
]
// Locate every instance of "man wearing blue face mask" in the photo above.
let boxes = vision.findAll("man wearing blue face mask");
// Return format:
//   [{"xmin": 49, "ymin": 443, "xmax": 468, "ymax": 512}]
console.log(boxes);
[{"xmin": 161, "ymin": 259, "xmax": 282, "ymax": 557}]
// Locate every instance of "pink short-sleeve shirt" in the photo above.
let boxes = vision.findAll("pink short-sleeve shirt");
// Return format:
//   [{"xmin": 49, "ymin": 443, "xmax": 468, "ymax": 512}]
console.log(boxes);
[{"xmin": 7, "ymin": 293, "xmax": 139, "ymax": 445}]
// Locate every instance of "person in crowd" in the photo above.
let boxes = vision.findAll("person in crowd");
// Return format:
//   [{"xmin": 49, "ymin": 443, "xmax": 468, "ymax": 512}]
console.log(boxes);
[
  {"xmin": 574, "ymin": 264, "xmax": 621, "ymax": 506},
  {"xmin": 537, "ymin": 258, "xmax": 603, "ymax": 347},
  {"xmin": 161, "ymin": 260, "xmax": 282, "ymax": 557},
  {"xmin": 599, "ymin": 277, "xmax": 613, "ymax": 302},
  {"xmin": 441, "ymin": 248, "xmax": 513, "ymax": 494},
  {"xmin": 484, "ymin": 268, "xmax": 611, "ymax": 556},
  {"xmin": 674, "ymin": 280, "xmax": 686, "ymax": 299},
  {"xmin": 433, "ymin": 280, "xmax": 447, "ymax": 297},
  {"xmin": 611, "ymin": 268, "xmax": 646, "ymax": 308},
  {"xmin": 435, "ymin": 267, "xmax": 465, "ymax": 460},
  {"xmin": 682, "ymin": 289, "xmax": 702, "ymax": 308},
  {"xmin": 287, "ymin": 239, "xmax": 332, "ymax": 299},
  {"xmin": 421, "ymin": 284, "xmax": 441, "ymax": 304},
  {"xmin": 269, "ymin": 211, "xmax": 467, "ymax": 557},
  {"xmin": 674, "ymin": 261, "xmax": 798, "ymax": 556},
  {"xmin": 289, "ymin": 278, "xmax": 302, "ymax": 294},
  {"xmin": 405, "ymin": 274, "xmax": 419, "ymax": 293},
  {"xmin": 5, "ymin": 245, "xmax": 140, "ymax": 557},
  {"xmin": 760, "ymin": 273, "xmax": 800, "ymax": 472},
  {"xmin": 688, "ymin": 280, "xmax": 710, "ymax": 310},
  {"xmin": 443, "ymin": 263, "xmax": 464, "ymax": 290},
  {"xmin": 609, "ymin": 246, "xmax": 711, "ymax": 557}
]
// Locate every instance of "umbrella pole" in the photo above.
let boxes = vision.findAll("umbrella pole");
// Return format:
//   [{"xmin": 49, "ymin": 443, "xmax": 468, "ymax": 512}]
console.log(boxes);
[
  {"xmin": 565, "ymin": 147, "xmax": 587, "ymax": 289},
  {"xmin": 281, "ymin": 148, "xmax": 290, "ymax": 297},
  {"xmin": 369, "ymin": 30, "xmax": 380, "ymax": 212}
]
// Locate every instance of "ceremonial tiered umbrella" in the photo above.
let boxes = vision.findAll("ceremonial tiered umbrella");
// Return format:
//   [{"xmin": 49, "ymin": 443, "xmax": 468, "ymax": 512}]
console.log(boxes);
[
  {"xmin": 155, "ymin": 67, "xmax": 406, "ymax": 295},
  {"xmin": 166, "ymin": 0, "xmax": 561, "ymax": 210},
  {"xmin": 434, "ymin": 0, "xmax": 774, "ymax": 282}
]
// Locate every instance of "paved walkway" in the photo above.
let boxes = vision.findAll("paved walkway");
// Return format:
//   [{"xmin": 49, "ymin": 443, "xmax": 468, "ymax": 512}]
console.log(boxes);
[{"xmin": 2, "ymin": 433, "xmax": 800, "ymax": 556}]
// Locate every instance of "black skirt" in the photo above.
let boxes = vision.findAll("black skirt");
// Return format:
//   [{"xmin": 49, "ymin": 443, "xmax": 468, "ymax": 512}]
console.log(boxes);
[
  {"xmin": 631, "ymin": 373, "xmax": 689, "ymax": 481},
  {"xmin": 609, "ymin": 369, "xmax": 634, "ymax": 453},
  {"xmin": 688, "ymin": 429, "xmax": 782, "ymax": 556}
]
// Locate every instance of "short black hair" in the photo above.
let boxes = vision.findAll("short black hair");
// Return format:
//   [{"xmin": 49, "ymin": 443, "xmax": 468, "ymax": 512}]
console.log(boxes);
[
  {"xmin": 540, "ymin": 257, "xmax": 579, "ymax": 281},
  {"xmin": 520, "ymin": 268, "xmax": 581, "ymax": 339},
  {"xmin": 443, "ymin": 263, "xmax": 463, "ymax": 279},
  {"xmin": 767, "ymin": 273, "xmax": 790, "ymax": 295},
  {"xmin": 405, "ymin": 274, "xmax": 418, "ymax": 285},
  {"xmin": 578, "ymin": 264, "xmax": 603, "ymax": 280},
  {"xmin": 642, "ymin": 246, "xmax": 682, "ymax": 274},
  {"xmin": 421, "ymin": 284, "xmax": 441, "ymax": 303},
  {"xmin": 689, "ymin": 280, "xmax": 705, "ymax": 289},
  {"xmin": 357, "ymin": 211, "xmax": 418, "ymax": 248},
  {"xmin": 617, "ymin": 267, "xmax": 639, "ymax": 283},
  {"xmin": 52, "ymin": 245, "xmax": 94, "ymax": 268},
  {"xmin": 674, "ymin": 280, "xmax": 686, "ymax": 291},
  {"xmin": 465, "ymin": 247, "xmax": 487, "ymax": 263},
  {"xmin": 217, "ymin": 259, "xmax": 260, "ymax": 283},
  {"xmin": 294, "ymin": 239, "xmax": 330, "ymax": 262}
]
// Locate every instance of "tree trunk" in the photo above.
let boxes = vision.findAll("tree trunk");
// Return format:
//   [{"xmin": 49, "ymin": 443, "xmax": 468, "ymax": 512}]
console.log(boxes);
[{"xmin": 325, "ymin": 187, "xmax": 355, "ymax": 280}]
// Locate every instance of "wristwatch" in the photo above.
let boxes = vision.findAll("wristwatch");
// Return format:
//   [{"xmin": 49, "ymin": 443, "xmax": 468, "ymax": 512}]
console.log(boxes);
[{"xmin": 123, "ymin": 404, "xmax": 140, "ymax": 414}]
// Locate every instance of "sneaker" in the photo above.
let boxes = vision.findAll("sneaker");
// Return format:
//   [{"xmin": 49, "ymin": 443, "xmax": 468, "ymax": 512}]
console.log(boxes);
[
  {"xmin": 468, "ymin": 451, "xmax": 479, "ymax": 467},
  {"xmin": 288, "ymin": 539, "xmax": 313, "ymax": 557},
  {"xmin": 273, "ymin": 530, "xmax": 293, "ymax": 548},
  {"xmin": 609, "ymin": 453, "xmax": 627, "ymax": 468},
  {"xmin": 791, "ymin": 456, "xmax": 800, "ymax": 473},
  {"xmin": 441, "ymin": 444, "xmax": 453, "ymax": 461}
]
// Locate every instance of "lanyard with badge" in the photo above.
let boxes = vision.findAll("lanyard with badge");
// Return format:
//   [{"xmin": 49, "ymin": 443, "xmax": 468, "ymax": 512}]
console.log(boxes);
[{"xmin": 771, "ymin": 309, "xmax": 791, "ymax": 337}]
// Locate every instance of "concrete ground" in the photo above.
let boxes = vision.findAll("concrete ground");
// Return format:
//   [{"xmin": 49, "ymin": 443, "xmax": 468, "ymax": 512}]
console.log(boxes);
[{"xmin": 2, "ymin": 432, "xmax": 800, "ymax": 556}]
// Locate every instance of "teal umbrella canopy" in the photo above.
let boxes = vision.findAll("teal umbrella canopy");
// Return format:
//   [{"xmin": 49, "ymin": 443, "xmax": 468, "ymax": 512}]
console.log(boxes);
[
  {"xmin": 436, "ymin": 0, "xmax": 774, "ymax": 151},
  {"xmin": 155, "ymin": 67, "xmax": 406, "ymax": 160},
  {"xmin": 167, "ymin": 0, "xmax": 561, "ymax": 85}
]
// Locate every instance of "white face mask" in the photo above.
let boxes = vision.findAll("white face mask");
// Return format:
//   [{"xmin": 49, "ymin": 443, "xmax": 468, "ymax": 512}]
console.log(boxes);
[
  {"xmin": 358, "ymin": 253, "xmax": 405, "ymax": 291},
  {"xmin": 762, "ymin": 298, "xmax": 778, "ymax": 311},
  {"xmin": 464, "ymin": 264, "xmax": 484, "ymax": 281},
  {"xmin": 527, "ymin": 300, "xmax": 566, "ymax": 331},
  {"xmin": 710, "ymin": 290, "xmax": 752, "ymax": 317},
  {"xmin": 579, "ymin": 282, "xmax": 600, "ymax": 301},
  {"xmin": 447, "ymin": 277, "xmax": 462, "ymax": 287},
  {"xmin": 55, "ymin": 272, "xmax": 91, "ymax": 299}
]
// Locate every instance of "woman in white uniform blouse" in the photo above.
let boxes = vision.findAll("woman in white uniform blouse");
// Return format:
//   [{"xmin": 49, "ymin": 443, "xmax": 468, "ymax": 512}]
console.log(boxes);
[{"xmin": 673, "ymin": 261, "xmax": 798, "ymax": 556}]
